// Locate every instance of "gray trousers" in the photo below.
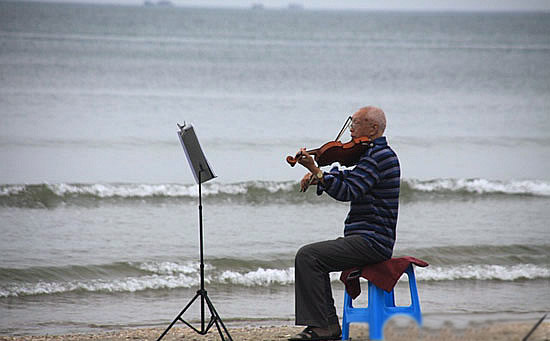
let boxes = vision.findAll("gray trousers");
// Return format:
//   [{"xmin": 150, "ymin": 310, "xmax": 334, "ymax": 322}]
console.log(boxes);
[{"xmin": 294, "ymin": 235, "xmax": 387, "ymax": 327}]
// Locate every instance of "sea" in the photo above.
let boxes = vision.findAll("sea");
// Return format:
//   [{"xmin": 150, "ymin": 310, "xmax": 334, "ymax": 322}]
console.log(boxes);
[{"xmin": 1, "ymin": 1, "xmax": 549, "ymax": 336}]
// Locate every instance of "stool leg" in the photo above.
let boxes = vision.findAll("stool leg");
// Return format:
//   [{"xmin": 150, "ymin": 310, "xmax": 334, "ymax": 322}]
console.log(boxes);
[
  {"xmin": 384, "ymin": 289, "xmax": 395, "ymax": 307},
  {"xmin": 406, "ymin": 265, "xmax": 423, "ymax": 326},
  {"xmin": 342, "ymin": 292, "xmax": 352, "ymax": 340},
  {"xmin": 368, "ymin": 282, "xmax": 386, "ymax": 340}
]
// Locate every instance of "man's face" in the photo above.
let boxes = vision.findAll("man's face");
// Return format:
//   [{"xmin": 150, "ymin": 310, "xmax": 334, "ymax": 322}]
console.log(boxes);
[{"xmin": 350, "ymin": 110, "xmax": 374, "ymax": 139}]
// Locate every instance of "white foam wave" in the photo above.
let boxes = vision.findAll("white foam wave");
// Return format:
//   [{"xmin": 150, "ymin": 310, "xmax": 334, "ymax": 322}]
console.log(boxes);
[
  {"xmin": 2, "ymin": 179, "xmax": 548, "ymax": 200},
  {"xmin": 0, "ymin": 267, "xmax": 297, "ymax": 298},
  {"xmin": 0, "ymin": 181, "xmax": 297, "ymax": 198},
  {"xmin": 407, "ymin": 178, "xmax": 550, "ymax": 196},
  {"xmin": 0, "ymin": 184, "xmax": 26, "ymax": 196},
  {"xmin": 2, "ymin": 264, "xmax": 548, "ymax": 297},
  {"xmin": 416, "ymin": 264, "xmax": 549, "ymax": 281},
  {"xmin": 137, "ymin": 261, "xmax": 209, "ymax": 275},
  {"xmin": 0, "ymin": 274, "xmax": 201, "ymax": 298},
  {"xmin": 219, "ymin": 268, "xmax": 294, "ymax": 286},
  {"xmin": 51, "ymin": 183, "xmax": 198, "ymax": 198}
]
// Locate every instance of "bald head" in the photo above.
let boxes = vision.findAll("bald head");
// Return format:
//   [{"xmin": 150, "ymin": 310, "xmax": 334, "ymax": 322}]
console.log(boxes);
[{"xmin": 350, "ymin": 106, "xmax": 386, "ymax": 139}]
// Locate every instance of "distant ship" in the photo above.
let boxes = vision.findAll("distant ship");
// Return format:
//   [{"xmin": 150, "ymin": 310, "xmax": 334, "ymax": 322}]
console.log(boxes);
[
  {"xmin": 287, "ymin": 3, "xmax": 304, "ymax": 10},
  {"xmin": 144, "ymin": 0, "xmax": 174, "ymax": 6},
  {"xmin": 251, "ymin": 3, "xmax": 264, "ymax": 10}
]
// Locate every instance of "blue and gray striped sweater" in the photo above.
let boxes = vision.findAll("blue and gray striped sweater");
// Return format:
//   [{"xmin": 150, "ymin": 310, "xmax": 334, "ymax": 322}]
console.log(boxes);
[{"xmin": 316, "ymin": 136, "xmax": 400, "ymax": 259}]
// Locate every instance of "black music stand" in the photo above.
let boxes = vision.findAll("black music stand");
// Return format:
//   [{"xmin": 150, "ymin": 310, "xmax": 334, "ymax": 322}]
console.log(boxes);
[{"xmin": 156, "ymin": 123, "xmax": 233, "ymax": 341}]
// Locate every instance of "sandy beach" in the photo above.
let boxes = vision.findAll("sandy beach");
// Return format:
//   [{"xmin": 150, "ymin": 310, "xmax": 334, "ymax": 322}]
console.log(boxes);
[{"xmin": 1, "ymin": 320, "xmax": 548, "ymax": 341}]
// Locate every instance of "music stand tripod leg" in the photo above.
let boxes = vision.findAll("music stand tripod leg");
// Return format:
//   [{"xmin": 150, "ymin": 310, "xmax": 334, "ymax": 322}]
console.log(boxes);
[
  {"xmin": 204, "ymin": 292, "xmax": 233, "ymax": 340},
  {"xmin": 156, "ymin": 291, "xmax": 200, "ymax": 341}
]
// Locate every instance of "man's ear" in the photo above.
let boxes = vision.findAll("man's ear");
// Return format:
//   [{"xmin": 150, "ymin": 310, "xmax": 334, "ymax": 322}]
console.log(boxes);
[{"xmin": 370, "ymin": 123, "xmax": 379, "ymax": 137}]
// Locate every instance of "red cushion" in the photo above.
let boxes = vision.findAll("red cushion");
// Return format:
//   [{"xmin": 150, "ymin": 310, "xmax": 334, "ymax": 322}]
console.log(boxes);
[{"xmin": 340, "ymin": 257, "xmax": 429, "ymax": 298}]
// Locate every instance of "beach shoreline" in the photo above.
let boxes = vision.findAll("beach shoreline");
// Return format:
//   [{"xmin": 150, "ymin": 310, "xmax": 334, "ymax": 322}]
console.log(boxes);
[{"xmin": 1, "ymin": 320, "xmax": 548, "ymax": 341}]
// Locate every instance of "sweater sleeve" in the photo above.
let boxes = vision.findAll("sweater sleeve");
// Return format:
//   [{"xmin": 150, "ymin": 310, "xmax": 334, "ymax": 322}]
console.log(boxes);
[{"xmin": 316, "ymin": 155, "xmax": 380, "ymax": 202}]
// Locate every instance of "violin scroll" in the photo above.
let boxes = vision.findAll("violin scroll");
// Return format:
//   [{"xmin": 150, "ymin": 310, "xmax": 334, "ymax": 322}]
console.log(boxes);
[
  {"xmin": 286, "ymin": 149, "xmax": 316, "ymax": 167},
  {"xmin": 286, "ymin": 155, "xmax": 300, "ymax": 167}
]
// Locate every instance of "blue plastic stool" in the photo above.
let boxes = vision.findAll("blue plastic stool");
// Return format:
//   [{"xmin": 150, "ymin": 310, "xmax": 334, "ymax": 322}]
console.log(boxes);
[{"xmin": 341, "ymin": 264, "xmax": 422, "ymax": 340}]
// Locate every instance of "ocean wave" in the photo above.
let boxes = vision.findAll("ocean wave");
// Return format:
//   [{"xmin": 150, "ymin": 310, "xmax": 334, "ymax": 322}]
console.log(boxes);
[
  {"xmin": 0, "ymin": 263, "xmax": 296, "ymax": 298},
  {"xmin": 0, "ymin": 181, "xmax": 298, "ymax": 208},
  {"xmin": 417, "ymin": 264, "xmax": 550, "ymax": 282},
  {"xmin": 4, "ymin": 244, "xmax": 545, "ymax": 283},
  {"xmin": 1, "ymin": 257, "xmax": 548, "ymax": 298},
  {"xmin": 402, "ymin": 178, "xmax": 550, "ymax": 197},
  {"xmin": 0, "ymin": 273, "xmax": 199, "ymax": 298},
  {"xmin": 219, "ymin": 268, "xmax": 295, "ymax": 286},
  {"xmin": 1, "ymin": 178, "xmax": 549, "ymax": 208},
  {"xmin": 398, "ymin": 244, "xmax": 550, "ymax": 267}
]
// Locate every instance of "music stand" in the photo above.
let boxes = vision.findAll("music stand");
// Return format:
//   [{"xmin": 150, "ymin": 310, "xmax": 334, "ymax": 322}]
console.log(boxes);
[{"xmin": 156, "ymin": 123, "xmax": 233, "ymax": 341}]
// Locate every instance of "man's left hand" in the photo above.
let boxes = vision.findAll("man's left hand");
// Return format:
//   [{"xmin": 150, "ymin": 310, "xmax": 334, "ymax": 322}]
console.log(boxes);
[{"xmin": 296, "ymin": 148, "xmax": 316, "ymax": 172}]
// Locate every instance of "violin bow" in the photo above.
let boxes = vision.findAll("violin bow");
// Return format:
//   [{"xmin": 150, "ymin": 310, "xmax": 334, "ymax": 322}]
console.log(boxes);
[{"xmin": 336, "ymin": 116, "xmax": 352, "ymax": 141}]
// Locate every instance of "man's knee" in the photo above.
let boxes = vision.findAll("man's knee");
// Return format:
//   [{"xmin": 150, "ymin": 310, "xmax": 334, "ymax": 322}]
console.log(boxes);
[{"xmin": 295, "ymin": 243, "xmax": 318, "ymax": 267}]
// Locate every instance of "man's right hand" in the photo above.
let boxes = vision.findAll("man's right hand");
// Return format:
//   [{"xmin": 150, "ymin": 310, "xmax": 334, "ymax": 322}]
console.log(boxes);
[{"xmin": 300, "ymin": 173, "xmax": 318, "ymax": 192}]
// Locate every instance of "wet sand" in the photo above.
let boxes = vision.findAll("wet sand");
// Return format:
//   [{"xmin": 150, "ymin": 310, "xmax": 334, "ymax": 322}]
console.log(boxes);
[{"xmin": 1, "ymin": 320, "xmax": 548, "ymax": 341}]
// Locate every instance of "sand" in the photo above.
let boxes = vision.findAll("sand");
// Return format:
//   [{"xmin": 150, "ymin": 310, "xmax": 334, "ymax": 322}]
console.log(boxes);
[{"xmin": 1, "ymin": 320, "xmax": 549, "ymax": 341}]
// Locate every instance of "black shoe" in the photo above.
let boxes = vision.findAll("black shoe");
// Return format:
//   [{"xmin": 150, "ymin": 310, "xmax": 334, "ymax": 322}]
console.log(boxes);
[
  {"xmin": 328, "ymin": 323, "xmax": 342, "ymax": 338},
  {"xmin": 288, "ymin": 326, "xmax": 341, "ymax": 340}
]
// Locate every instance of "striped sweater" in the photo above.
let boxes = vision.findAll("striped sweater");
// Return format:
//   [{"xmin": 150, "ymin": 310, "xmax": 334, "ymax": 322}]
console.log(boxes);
[{"xmin": 316, "ymin": 136, "xmax": 400, "ymax": 259}]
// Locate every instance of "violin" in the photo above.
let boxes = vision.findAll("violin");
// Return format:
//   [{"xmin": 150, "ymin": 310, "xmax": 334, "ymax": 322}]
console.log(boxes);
[
  {"xmin": 286, "ymin": 116, "xmax": 374, "ymax": 168},
  {"xmin": 286, "ymin": 136, "xmax": 372, "ymax": 167}
]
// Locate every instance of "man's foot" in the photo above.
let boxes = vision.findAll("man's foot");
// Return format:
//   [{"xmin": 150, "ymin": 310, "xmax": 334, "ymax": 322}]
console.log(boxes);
[
  {"xmin": 328, "ymin": 323, "xmax": 342, "ymax": 338},
  {"xmin": 288, "ymin": 326, "xmax": 341, "ymax": 340}
]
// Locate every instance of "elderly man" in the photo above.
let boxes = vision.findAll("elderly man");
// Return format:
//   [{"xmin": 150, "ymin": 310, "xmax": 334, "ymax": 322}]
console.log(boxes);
[{"xmin": 289, "ymin": 106, "xmax": 401, "ymax": 341}]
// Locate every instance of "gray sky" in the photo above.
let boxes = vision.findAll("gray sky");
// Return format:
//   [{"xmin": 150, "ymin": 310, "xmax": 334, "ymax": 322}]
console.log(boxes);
[{"xmin": 24, "ymin": 0, "xmax": 550, "ymax": 11}]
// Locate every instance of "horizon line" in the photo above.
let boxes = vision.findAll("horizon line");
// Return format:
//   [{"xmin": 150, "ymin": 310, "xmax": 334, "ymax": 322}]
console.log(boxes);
[{"xmin": 5, "ymin": 0, "xmax": 550, "ymax": 13}]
